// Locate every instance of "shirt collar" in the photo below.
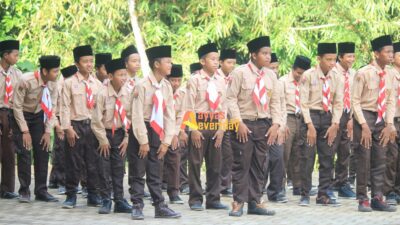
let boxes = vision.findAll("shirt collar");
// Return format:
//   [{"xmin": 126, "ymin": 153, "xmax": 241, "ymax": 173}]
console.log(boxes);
[
  {"xmin": 76, "ymin": 71, "xmax": 96, "ymax": 83},
  {"xmin": 107, "ymin": 82, "xmax": 127, "ymax": 97},
  {"xmin": 316, "ymin": 64, "xmax": 330, "ymax": 79},
  {"xmin": 247, "ymin": 60, "xmax": 265, "ymax": 75}
]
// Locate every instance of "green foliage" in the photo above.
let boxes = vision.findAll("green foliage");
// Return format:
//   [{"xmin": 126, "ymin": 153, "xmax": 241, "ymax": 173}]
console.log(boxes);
[{"xmin": 1, "ymin": 0, "xmax": 400, "ymax": 76}]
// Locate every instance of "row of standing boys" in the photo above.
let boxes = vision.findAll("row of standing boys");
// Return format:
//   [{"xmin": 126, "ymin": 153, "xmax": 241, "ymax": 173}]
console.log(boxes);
[{"xmin": 0, "ymin": 34, "xmax": 399, "ymax": 220}]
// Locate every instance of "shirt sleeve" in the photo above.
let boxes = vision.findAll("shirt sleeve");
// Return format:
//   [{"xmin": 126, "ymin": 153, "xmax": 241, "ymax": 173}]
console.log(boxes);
[
  {"xmin": 90, "ymin": 93, "xmax": 109, "ymax": 146},
  {"xmin": 300, "ymin": 72, "xmax": 312, "ymax": 124},
  {"xmin": 226, "ymin": 68, "xmax": 242, "ymax": 122},
  {"xmin": 331, "ymin": 75, "xmax": 344, "ymax": 124},
  {"xmin": 131, "ymin": 84, "xmax": 148, "ymax": 145},
  {"xmin": 162, "ymin": 84, "xmax": 176, "ymax": 146},
  {"xmin": 12, "ymin": 80, "xmax": 29, "ymax": 132},
  {"xmin": 61, "ymin": 80, "xmax": 72, "ymax": 130},
  {"xmin": 45, "ymin": 83, "xmax": 59, "ymax": 133},
  {"xmin": 351, "ymin": 71, "xmax": 367, "ymax": 125}
]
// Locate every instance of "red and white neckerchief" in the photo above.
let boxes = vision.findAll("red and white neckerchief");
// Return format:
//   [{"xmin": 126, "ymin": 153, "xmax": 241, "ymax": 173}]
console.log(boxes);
[
  {"xmin": 2, "ymin": 70, "xmax": 13, "ymax": 105},
  {"xmin": 126, "ymin": 77, "xmax": 136, "ymax": 93},
  {"xmin": 77, "ymin": 74, "xmax": 95, "ymax": 109},
  {"xmin": 293, "ymin": 80, "xmax": 301, "ymax": 114},
  {"xmin": 112, "ymin": 97, "xmax": 130, "ymax": 136},
  {"xmin": 248, "ymin": 63, "xmax": 268, "ymax": 111},
  {"xmin": 204, "ymin": 73, "xmax": 221, "ymax": 111},
  {"xmin": 216, "ymin": 69, "xmax": 232, "ymax": 88},
  {"xmin": 149, "ymin": 78, "xmax": 166, "ymax": 140},
  {"xmin": 35, "ymin": 71, "xmax": 52, "ymax": 123},
  {"xmin": 376, "ymin": 71, "xmax": 386, "ymax": 124},
  {"xmin": 321, "ymin": 76, "xmax": 331, "ymax": 112},
  {"xmin": 343, "ymin": 70, "xmax": 351, "ymax": 113}
]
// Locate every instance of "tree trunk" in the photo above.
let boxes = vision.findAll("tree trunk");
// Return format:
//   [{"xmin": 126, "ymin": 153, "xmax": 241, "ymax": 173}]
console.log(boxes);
[{"xmin": 128, "ymin": 0, "xmax": 150, "ymax": 76}]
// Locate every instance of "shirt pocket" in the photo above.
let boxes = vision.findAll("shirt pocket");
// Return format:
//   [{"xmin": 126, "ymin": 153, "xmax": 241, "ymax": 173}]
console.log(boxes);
[
  {"xmin": 239, "ymin": 80, "xmax": 253, "ymax": 100},
  {"xmin": 72, "ymin": 87, "xmax": 86, "ymax": 110},
  {"xmin": 197, "ymin": 84, "xmax": 207, "ymax": 102}
]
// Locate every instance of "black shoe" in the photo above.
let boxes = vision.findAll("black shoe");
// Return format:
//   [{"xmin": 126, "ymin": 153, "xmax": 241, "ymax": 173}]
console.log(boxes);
[
  {"xmin": 316, "ymin": 195, "xmax": 341, "ymax": 207},
  {"xmin": 247, "ymin": 201, "xmax": 275, "ymax": 216},
  {"xmin": 338, "ymin": 184, "xmax": 356, "ymax": 199},
  {"xmin": 80, "ymin": 187, "xmax": 87, "ymax": 198},
  {"xmin": 371, "ymin": 196, "xmax": 397, "ymax": 212},
  {"xmin": 18, "ymin": 194, "xmax": 31, "ymax": 203},
  {"xmin": 144, "ymin": 191, "xmax": 152, "ymax": 200},
  {"xmin": 1, "ymin": 191, "xmax": 18, "ymax": 199},
  {"xmin": 190, "ymin": 203, "xmax": 204, "ymax": 211},
  {"xmin": 220, "ymin": 188, "xmax": 233, "ymax": 197},
  {"xmin": 180, "ymin": 186, "xmax": 189, "ymax": 195},
  {"xmin": 386, "ymin": 192, "xmax": 398, "ymax": 206},
  {"xmin": 169, "ymin": 195, "xmax": 184, "ymax": 204},
  {"xmin": 35, "ymin": 192, "xmax": 59, "ymax": 202},
  {"xmin": 358, "ymin": 199, "xmax": 372, "ymax": 212},
  {"xmin": 206, "ymin": 201, "xmax": 228, "ymax": 209},
  {"xmin": 87, "ymin": 193, "xmax": 102, "ymax": 207},
  {"xmin": 155, "ymin": 202, "xmax": 181, "ymax": 218},
  {"xmin": 292, "ymin": 188, "xmax": 301, "ymax": 196},
  {"xmin": 114, "ymin": 199, "xmax": 132, "ymax": 213},
  {"xmin": 131, "ymin": 203, "xmax": 144, "ymax": 220},
  {"xmin": 270, "ymin": 193, "xmax": 288, "ymax": 203},
  {"xmin": 299, "ymin": 196, "xmax": 310, "ymax": 206},
  {"xmin": 99, "ymin": 199, "xmax": 112, "ymax": 214},
  {"xmin": 229, "ymin": 201, "xmax": 244, "ymax": 217},
  {"xmin": 62, "ymin": 195, "xmax": 77, "ymax": 209},
  {"xmin": 48, "ymin": 182, "xmax": 58, "ymax": 189},
  {"xmin": 326, "ymin": 189, "xmax": 337, "ymax": 200}
]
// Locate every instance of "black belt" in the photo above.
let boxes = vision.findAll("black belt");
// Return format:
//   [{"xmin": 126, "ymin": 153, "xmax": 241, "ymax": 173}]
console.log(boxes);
[
  {"xmin": 0, "ymin": 107, "xmax": 10, "ymax": 111},
  {"xmin": 72, "ymin": 119, "xmax": 91, "ymax": 125},
  {"xmin": 287, "ymin": 113, "xmax": 301, "ymax": 118},
  {"xmin": 395, "ymin": 117, "xmax": 400, "ymax": 123},
  {"xmin": 310, "ymin": 110, "xmax": 331, "ymax": 115},
  {"xmin": 242, "ymin": 117, "xmax": 269, "ymax": 122}
]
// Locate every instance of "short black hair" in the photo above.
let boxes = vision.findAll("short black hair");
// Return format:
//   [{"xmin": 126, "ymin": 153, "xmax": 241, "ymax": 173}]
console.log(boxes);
[
  {"xmin": 0, "ymin": 50, "xmax": 12, "ymax": 58},
  {"xmin": 95, "ymin": 64, "xmax": 105, "ymax": 69},
  {"xmin": 149, "ymin": 58, "xmax": 162, "ymax": 70}
]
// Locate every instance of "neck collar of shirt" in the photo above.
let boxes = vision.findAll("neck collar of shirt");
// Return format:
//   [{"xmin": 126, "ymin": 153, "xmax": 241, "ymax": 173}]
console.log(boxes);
[
  {"xmin": 107, "ymin": 82, "xmax": 127, "ymax": 97},
  {"xmin": 316, "ymin": 64, "xmax": 330, "ymax": 79},
  {"xmin": 200, "ymin": 69, "xmax": 217, "ymax": 80},
  {"xmin": 34, "ymin": 71, "xmax": 46, "ymax": 86},
  {"xmin": 148, "ymin": 71, "xmax": 164, "ymax": 86},
  {"xmin": 288, "ymin": 71, "xmax": 297, "ymax": 82},
  {"xmin": 0, "ymin": 64, "xmax": 12, "ymax": 75},
  {"xmin": 76, "ymin": 71, "xmax": 95, "ymax": 83},
  {"xmin": 371, "ymin": 60, "xmax": 388, "ymax": 74},
  {"xmin": 247, "ymin": 60, "xmax": 265, "ymax": 75},
  {"xmin": 336, "ymin": 62, "xmax": 350, "ymax": 74}
]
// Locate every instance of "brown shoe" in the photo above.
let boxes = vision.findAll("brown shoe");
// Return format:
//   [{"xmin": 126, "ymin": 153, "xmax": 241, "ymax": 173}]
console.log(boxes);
[
  {"xmin": 229, "ymin": 201, "xmax": 244, "ymax": 217},
  {"xmin": 248, "ymin": 201, "xmax": 275, "ymax": 216}
]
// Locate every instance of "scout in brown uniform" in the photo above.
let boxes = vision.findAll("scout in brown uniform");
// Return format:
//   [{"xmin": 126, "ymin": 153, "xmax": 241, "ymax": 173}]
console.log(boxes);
[
  {"xmin": 298, "ymin": 43, "xmax": 343, "ymax": 206},
  {"xmin": 0, "ymin": 40, "xmax": 22, "ymax": 199},
  {"xmin": 280, "ymin": 56, "xmax": 311, "ymax": 196},
  {"xmin": 49, "ymin": 65, "xmax": 78, "ymax": 195},
  {"xmin": 384, "ymin": 42, "xmax": 400, "ymax": 205},
  {"xmin": 217, "ymin": 49, "xmax": 236, "ymax": 197},
  {"xmin": 95, "ymin": 53, "xmax": 112, "ymax": 84},
  {"xmin": 61, "ymin": 45, "xmax": 103, "ymax": 208},
  {"xmin": 91, "ymin": 58, "xmax": 132, "ymax": 214},
  {"xmin": 227, "ymin": 36, "xmax": 279, "ymax": 217},
  {"xmin": 353, "ymin": 35, "xmax": 397, "ymax": 212},
  {"xmin": 129, "ymin": 45, "xmax": 180, "ymax": 220},
  {"xmin": 11, "ymin": 55, "xmax": 60, "ymax": 203},
  {"xmin": 186, "ymin": 43, "xmax": 227, "ymax": 211},
  {"xmin": 162, "ymin": 64, "xmax": 186, "ymax": 204},
  {"xmin": 264, "ymin": 53, "xmax": 288, "ymax": 203},
  {"xmin": 121, "ymin": 45, "xmax": 141, "ymax": 94},
  {"xmin": 330, "ymin": 42, "xmax": 357, "ymax": 198}
]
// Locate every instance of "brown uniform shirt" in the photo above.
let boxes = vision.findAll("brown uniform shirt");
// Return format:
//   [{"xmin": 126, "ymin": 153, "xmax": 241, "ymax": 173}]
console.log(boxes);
[
  {"xmin": 330, "ymin": 63, "xmax": 355, "ymax": 117},
  {"xmin": 280, "ymin": 72, "xmax": 299, "ymax": 114},
  {"xmin": 61, "ymin": 72, "xmax": 102, "ymax": 130},
  {"xmin": 392, "ymin": 67, "xmax": 400, "ymax": 118},
  {"xmin": 131, "ymin": 72, "xmax": 175, "ymax": 146},
  {"xmin": 226, "ymin": 61, "xmax": 281, "ymax": 124},
  {"xmin": 91, "ymin": 83, "xmax": 130, "ymax": 146},
  {"xmin": 277, "ymin": 80, "xmax": 287, "ymax": 127},
  {"xmin": 174, "ymin": 87, "xmax": 186, "ymax": 135},
  {"xmin": 352, "ymin": 61, "xmax": 396, "ymax": 125},
  {"xmin": 125, "ymin": 76, "xmax": 139, "ymax": 119},
  {"xmin": 0, "ymin": 64, "xmax": 22, "ymax": 108},
  {"xmin": 300, "ymin": 64, "xmax": 344, "ymax": 124},
  {"xmin": 13, "ymin": 71, "xmax": 58, "ymax": 133},
  {"xmin": 185, "ymin": 69, "xmax": 227, "ymax": 115}
]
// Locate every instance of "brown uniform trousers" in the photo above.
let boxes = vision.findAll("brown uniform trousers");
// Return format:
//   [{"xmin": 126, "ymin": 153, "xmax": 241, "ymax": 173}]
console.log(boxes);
[
  {"xmin": 98, "ymin": 129, "xmax": 125, "ymax": 201},
  {"xmin": 128, "ymin": 124, "xmax": 165, "ymax": 207},
  {"xmin": 0, "ymin": 109, "xmax": 15, "ymax": 193},
  {"xmin": 220, "ymin": 131, "xmax": 233, "ymax": 192},
  {"xmin": 179, "ymin": 136, "xmax": 189, "ymax": 190},
  {"xmin": 65, "ymin": 120, "xmax": 100, "ymax": 197},
  {"xmin": 354, "ymin": 110, "xmax": 387, "ymax": 200},
  {"xmin": 283, "ymin": 114, "xmax": 302, "ymax": 190},
  {"xmin": 161, "ymin": 145, "xmax": 181, "ymax": 198},
  {"xmin": 188, "ymin": 128, "xmax": 222, "ymax": 206},
  {"xmin": 333, "ymin": 111, "xmax": 352, "ymax": 186},
  {"xmin": 264, "ymin": 142, "xmax": 284, "ymax": 200},
  {"xmin": 384, "ymin": 119, "xmax": 400, "ymax": 195},
  {"xmin": 231, "ymin": 119, "xmax": 271, "ymax": 204},
  {"xmin": 11, "ymin": 111, "xmax": 48, "ymax": 196},
  {"xmin": 300, "ymin": 111, "xmax": 336, "ymax": 197}
]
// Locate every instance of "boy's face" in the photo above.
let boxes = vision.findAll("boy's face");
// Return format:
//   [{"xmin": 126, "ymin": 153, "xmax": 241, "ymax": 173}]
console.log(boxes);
[
  {"xmin": 2, "ymin": 50, "xmax": 19, "ymax": 66},
  {"xmin": 269, "ymin": 62, "xmax": 279, "ymax": 75},
  {"xmin": 126, "ymin": 53, "xmax": 141, "ymax": 75},
  {"xmin": 110, "ymin": 69, "xmax": 128, "ymax": 88},
  {"xmin": 155, "ymin": 57, "xmax": 172, "ymax": 76},
  {"xmin": 219, "ymin": 58, "xmax": 236, "ymax": 74},
  {"xmin": 252, "ymin": 47, "xmax": 271, "ymax": 68},
  {"xmin": 76, "ymin": 55, "xmax": 94, "ymax": 75},
  {"xmin": 43, "ymin": 67, "xmax": 60, "ymax": 82},
  {"xmin": 375, "ymin": 46, "xmax": 394, "ymax": 65},
  {"xmin": 96, "ymin": 65, "xmax": 108, "ymax": 81},
  {"xmin": 318, "ymin": 53, "xmax": 336, "ymax": 73},
  {"xmin": 393, "ymin": 52, "xmax": 400, "ymax": 67},
  {"xmin": 339, "ymin": 53, "xmax": 356, "ymax": 69},
  {"xmin": 201, "ymin": 52, "xmax": 219, "ymax": 73},
  {"xmin": 292, "ymin": 67, "xmax": 306, "ymax": 81},
  {"xmin": 168, "ymin": 77, "xmax": 182, "ymax": 92}
]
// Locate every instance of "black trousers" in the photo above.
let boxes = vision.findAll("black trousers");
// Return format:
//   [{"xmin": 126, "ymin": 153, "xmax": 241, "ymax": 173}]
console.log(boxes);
[
  {"xmin": 49, "ymin": 126, "xmax": 66, "ymax": 187},
  {"xmin": 220, "ymin": 131, "xmax": 233, "ymax": 191},
  {"xmin": 0, "ymin": 109, "xmax": 15, "ymax": 193},
  {"xmin": 11, "ymin": 111, "xmax": 48, "ymax": 196},
  {"xmin": 162, "ymin": 145, "xmax": 181, "ymax": 198},
  {"xmin": 65, "ymin": 120, "xmax": 100, "ymax": 197},
  {"xmin": 179, "ymin": 132, "xmax": 189, "ymax": 189},
  {"xmin": 333, "ymin": 112, "xmax": 352, "ymax": 186},
  {"xmin": 98, "ymin": 129, "xmax": 125, "ymax": 201},
  {"xmin": 128, "ymin": 124, "xmax": 164, "ymax": 207},
  {"xmin": 354, "ymin": 110, "xmax": 387, "ymax": 200},
  {"xmin": 231, "ymin": 119, "xmax": 271, "ymax": 204},
  {"xmin": 283, "ymin": 114, "xmax": 302, "ymax": 189},
  {"xmin": 384, "ymin": 119, "xmax": 400, "ymax": 195},
  {"xmin": 300, "ymin": 111, "xmax": 336, "ymax": 197},
  {"xmin": 264, "ymin": 143, "xmax": 284, "ymax": 200}
]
